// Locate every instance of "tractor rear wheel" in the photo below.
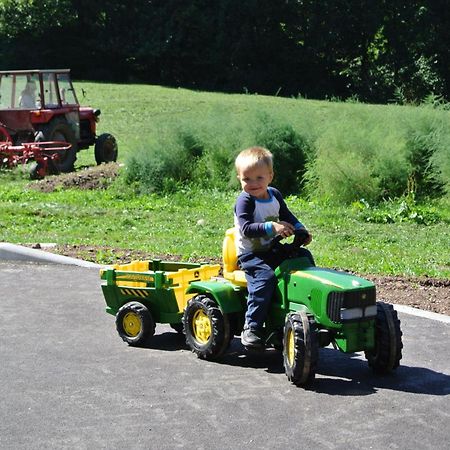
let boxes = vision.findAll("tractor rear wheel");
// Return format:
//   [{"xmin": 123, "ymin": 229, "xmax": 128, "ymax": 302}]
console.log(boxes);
[
  {"xmin": 116, "ymin": 301, "xmax": 155, "ymax": 347},
  {"xmin": 183, "ymin": 294, "xmax": 231, "ymax": 360},
  {"xmin": 39, "ymin": 119, "xmax": 77, "ymax": 172},
  {"xmin": 95, "ymin": 133, "xmax": 118, "ymax": 164},
  {"xmin": 365, "ymin": 302, "xmax": 403, "ymax": 374},
  {"xmin": 283, "ymin": 312, "xmax": 318, "ymax": 386}
]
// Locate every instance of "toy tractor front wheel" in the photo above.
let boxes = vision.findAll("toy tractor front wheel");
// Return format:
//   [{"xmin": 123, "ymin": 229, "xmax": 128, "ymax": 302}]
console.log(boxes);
[
  {"xmin": 116, "ymin": 301, "xmax": 155, "ymax": 347},
  {"xmin": 183, "ymin": 294, "xmax": 231, "ymax": 360},
  {"xmin": 283, "ymin": 312, "xmax": 319, "ymax": 387},
  {"xmin": 365, "ymin": 302, "xmax": 403, "ymax": 374}
]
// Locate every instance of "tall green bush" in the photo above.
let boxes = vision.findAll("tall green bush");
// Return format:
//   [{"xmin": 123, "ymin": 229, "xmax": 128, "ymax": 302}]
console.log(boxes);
[
  {"xmin": 404, "ymin": 105, "xmax": 450, "ymax": 199},
  {"xmin": 253, "ymin": 113, "xmax": 311, "ymax": 195},
  {"xmin": 304, "ymin": 105, "xmax": 407, "ymax": 203},
  {"xmin": 123, "ymin": 94, "xmax": 450, "ymax": 204}
]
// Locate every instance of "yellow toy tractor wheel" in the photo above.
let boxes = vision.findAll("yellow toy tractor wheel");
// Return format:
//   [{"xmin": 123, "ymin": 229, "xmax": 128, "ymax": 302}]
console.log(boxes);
[
  {"xmin": 116, "ymin": 301, "xmax": 155, "ymax": 347},
  {"xmin": 283, "ymin": 311, "xmax": 318, "ymax": 386},
  {"xmin": 183, "ymin": 294, "xmax": 231, "ymax": 360}
]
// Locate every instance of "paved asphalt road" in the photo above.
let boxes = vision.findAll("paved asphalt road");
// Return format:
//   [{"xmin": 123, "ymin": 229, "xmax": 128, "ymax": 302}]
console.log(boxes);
[{"xmin": 0, "ymin": 261, "xmax": 449, "ymax": 450}]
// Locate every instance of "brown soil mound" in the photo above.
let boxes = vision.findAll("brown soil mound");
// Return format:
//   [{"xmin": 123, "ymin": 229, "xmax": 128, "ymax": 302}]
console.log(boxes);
[{"xmin": 28, "ymin": 163, "xmax": 120, "ymax": 192}]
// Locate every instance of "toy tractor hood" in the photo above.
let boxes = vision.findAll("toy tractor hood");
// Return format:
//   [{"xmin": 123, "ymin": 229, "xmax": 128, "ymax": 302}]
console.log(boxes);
[{"xmin": 288, "ymin": 267, "xmax": 375, "ymax": 291}]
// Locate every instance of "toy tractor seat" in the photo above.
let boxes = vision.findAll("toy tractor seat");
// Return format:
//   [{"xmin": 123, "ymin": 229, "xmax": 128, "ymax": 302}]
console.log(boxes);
[{"xmin": 222, "ymin": 228, "xmax": 247, "ymax": 287}]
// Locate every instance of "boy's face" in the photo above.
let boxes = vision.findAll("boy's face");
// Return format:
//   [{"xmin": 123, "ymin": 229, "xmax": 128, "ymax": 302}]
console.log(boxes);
[{"xmin": 237, "ymin": 164, "xmax": 273, "ymax": 199}]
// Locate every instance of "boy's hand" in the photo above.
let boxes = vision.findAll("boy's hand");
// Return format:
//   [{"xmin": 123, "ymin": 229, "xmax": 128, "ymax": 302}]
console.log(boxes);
[{"xmin": 272, "ymin": 221, "xmax": 295, "ymax": 238}]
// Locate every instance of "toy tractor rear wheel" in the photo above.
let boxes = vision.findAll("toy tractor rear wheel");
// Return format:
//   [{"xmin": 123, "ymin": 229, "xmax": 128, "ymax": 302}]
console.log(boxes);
[
  {"xmin": 39, "ymin": 119, "xmax": 77, "ymax": 172},
  {"xmin": 95, "ymin": 133, "xmax": 118, "ymax": 164},
  {"xmin": 365, "ymin": 302, "xmax": 403, "ymax": 374},
  {"xmin": 116, "ymin": 301, "xmax": 155, "ymax": 347},
  {"xmin": 183, "ymin": 294, "xmax": 231, "ymax": 360},
  {"xmin": 283, "ymin": 312, "xmax": 319, "ymax": 387}
]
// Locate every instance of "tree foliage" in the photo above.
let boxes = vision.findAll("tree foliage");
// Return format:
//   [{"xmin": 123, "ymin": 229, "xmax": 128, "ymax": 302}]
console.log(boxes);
[{"xmin": 0, "ymin": 0, "xmax": 449, "ymax": 102}]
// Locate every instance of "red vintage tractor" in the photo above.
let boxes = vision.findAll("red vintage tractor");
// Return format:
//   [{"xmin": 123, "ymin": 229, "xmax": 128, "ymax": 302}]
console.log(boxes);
[{"xmin": 0, "ymin": 69, "xmax": 117, "ymax": 178}]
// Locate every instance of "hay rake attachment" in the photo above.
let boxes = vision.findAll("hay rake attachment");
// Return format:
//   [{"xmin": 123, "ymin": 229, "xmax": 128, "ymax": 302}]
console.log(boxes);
[{"xmin": 1, "ymin": 125, "xmax": 71, "ymax": 179}]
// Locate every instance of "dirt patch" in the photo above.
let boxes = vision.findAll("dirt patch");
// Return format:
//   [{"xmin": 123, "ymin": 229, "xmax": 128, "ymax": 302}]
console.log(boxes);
[
  {"xmin": 365, "ymin": 274, "xmax": 449, "ymax": 316},
  {"xmin": 31, "ymin": 243, "xmax": 450, "ymax": 316},
  {"xmin": 27, "ymin": 163, "xmax": 120, "ymax": 192}
]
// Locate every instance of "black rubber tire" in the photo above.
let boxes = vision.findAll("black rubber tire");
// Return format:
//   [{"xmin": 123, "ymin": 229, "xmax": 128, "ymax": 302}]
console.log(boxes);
[
  {"xmin": 170, "ymin": 323, "xmax": 184, "ymax": 334},
  {"xmin": 39, "ymin": 119, "xmax": 77, "ymax": 172},
  {"xmin": 95, "ymin": 133, "xmax": 118, "ymax": 164},
  {"xmin": 365, "ymin": 302, "xmax": 403, "ymax": 374},
  {"xmin": 283, "ymin": 311, "xmax": 319, "ymax": 386},
  {"xmin": 115, "ymin": 301, "xmax": 155, "ymax": 347},
  {"xmin": 183, "ymin": 294, "xmax": 231, "ymax": 360}
]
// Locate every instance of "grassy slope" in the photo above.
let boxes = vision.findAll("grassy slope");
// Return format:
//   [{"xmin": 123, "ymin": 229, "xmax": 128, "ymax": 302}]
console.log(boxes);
[{"xmin": 0, "ymin": 82, "xmax": 449, "ymax": 277}]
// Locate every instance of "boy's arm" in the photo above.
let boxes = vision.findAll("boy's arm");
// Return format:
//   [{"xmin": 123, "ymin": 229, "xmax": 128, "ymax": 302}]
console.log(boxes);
[
  {"xmin": 271, "ymin": 188, "xmax": 305, "ymax": 230},
  {"xmin": 235, "ymin": 193, "xmax": 274, "ymax": 238},
  {"xmin": 271, "ymin": 188, "xmax": 312, "ymax": 244}
]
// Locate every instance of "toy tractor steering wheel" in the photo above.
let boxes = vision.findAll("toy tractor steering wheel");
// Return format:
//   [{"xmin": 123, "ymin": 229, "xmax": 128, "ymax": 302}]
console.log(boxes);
[
  {"xmin": 272, "ymin": 227, "xmax": 310, "ymax": 248},
  {"xmin": 293, "ymin": 228, "xmax": 310, "ymax": 247}
]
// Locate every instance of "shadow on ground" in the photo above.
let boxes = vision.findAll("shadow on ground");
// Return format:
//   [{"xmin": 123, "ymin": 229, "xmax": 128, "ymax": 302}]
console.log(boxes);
[{"xmin": 140, "ymin": 333, "xmax": 450, "ymax": 396}]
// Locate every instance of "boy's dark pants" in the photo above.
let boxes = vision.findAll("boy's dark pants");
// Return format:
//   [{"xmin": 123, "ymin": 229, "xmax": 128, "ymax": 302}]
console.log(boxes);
[{"xmin": 238, "ymin": 245, "xmax": 314, "ymax": 331}]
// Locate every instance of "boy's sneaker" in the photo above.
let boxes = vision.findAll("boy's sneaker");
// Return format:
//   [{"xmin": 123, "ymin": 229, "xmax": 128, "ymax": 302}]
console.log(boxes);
[{"xmin": 241, "ymin": 327, "xmax": 264, "ymax": 349}]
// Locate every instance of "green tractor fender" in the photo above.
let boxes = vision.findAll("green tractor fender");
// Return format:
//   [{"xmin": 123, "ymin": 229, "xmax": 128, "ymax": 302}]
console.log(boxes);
[{"xmin": 186, "ymin": 280, "xmax": 246, "ymax": 314}]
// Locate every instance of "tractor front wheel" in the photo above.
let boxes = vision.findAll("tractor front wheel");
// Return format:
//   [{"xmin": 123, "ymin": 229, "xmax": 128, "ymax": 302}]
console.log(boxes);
[
  {"xmin": 95, "ymin": 133, "xmax": 118, "ymax": 164},
  {"xmin": 116, "ymin": 301, "xmax": 155, "ymax": 347},
  {"xmin": 183, "ymin": 294, "xmax": 231, "ymax": 360},
  {"xmin": 365, "ymin": 302, "xmax": 403, "ymax": 374},
  {"xmin": 283, "ymin": 312, "xmax": 318, "ymax": 387}
]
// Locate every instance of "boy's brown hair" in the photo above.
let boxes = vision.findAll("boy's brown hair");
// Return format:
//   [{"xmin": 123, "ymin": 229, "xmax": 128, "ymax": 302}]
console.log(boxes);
[{"xmin": 235, "ymin": 146, "xmax": 273, "ymax": 174}]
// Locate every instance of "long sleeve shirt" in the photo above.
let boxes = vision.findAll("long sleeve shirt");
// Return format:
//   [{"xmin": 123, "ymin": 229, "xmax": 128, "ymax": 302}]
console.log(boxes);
[{"xmin": 233, "ymin": 187, "xmax": 303, "ymax": 256}]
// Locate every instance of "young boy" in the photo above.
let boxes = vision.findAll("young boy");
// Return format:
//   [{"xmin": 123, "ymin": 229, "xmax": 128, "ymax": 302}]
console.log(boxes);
[{"xmin": 234, "ymin": 146, "xmax": 314, "ymax": 349}]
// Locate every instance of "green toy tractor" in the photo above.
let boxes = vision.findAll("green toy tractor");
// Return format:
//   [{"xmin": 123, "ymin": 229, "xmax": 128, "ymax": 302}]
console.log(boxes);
[
  {"xmin": 182, "ymin": 228, "xmax": 403, "ymax": 386},
  {"xmin": 100, "ymin": 229, "xmax": 403, "ymax": 387}
]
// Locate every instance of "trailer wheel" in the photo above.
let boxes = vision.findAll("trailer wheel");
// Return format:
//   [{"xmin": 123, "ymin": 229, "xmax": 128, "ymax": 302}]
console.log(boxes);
[
  {"xmin": 365, "ymin": 302, "xmax": 403, "ymax": 374},
  {"xmin": 283, "ymin": 311, "xmax": 318, "ymax": 387},
  {"xmin": 183, "ymin": 294, "xmax": 231, "ymax": 360},
  {"xmin": 95, "ymin": 133, "xmax": 118, "ymax": 164},
  {"xmin": 116, "ymin": 301, "xmax": 155, "ymax": 347},
  {"xmin": 39, "ymin": 119, "xmax": 77, "ymax": 172}
]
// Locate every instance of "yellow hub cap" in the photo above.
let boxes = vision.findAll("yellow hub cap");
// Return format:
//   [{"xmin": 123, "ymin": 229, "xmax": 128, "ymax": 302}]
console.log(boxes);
[
  {"xmin": 287, "ymin": 328, "xmax": 295, "ymax": 366},
  {"xmin": 192, "ymin": 309, "xmax": 211, "ymax": 344},
  {"xmin": 123, "ymin": 312, "xmax": 142, "ymax": 337}
]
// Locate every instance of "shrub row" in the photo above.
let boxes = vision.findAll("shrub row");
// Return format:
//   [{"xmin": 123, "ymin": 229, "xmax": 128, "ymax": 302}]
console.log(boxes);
[{"xmin": 125, "ymin": 102, "xmax": 450, "ymax": 204}]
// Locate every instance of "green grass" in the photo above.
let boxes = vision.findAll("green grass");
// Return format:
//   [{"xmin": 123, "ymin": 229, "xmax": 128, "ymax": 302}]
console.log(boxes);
[
  {"xmin": 0, "ymin": 172, "xmax": 448, "ymax": 278},
  {"xmin": 1, "ymin": 82, "xmax": 449, "ymax": 277}
]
